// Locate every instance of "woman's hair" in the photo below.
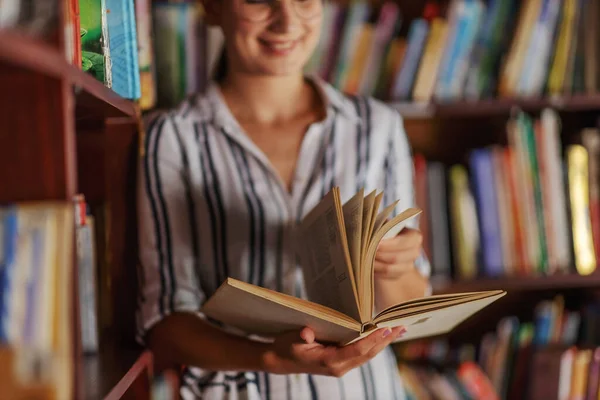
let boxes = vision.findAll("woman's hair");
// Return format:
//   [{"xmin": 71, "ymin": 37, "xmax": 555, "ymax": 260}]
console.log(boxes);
[{"xmin": 213, "ymin": 46, "xmax": 228, "ymax": 82}]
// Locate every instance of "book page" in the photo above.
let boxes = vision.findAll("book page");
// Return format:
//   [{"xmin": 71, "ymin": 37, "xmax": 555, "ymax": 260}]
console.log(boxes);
[
  {"xmin": 358, "ymin": 208, "xmax": 422, "ymax": 321},
  {"xmin": 342, "ymin": 189, "xmax": 364, "ymax": 284},
  {"xmin": 361, "ymin": 191, "xmax": 376, "ymax": 260},
  {"xmin": 297, "ymin": 188, "xmax": 361, "ymax": 321},
  {"xmin": 367, "ymin": 192, "xmax": 384, "ymax": 246},
  {"xmin": 373, "ymin": 290, "xmax": 504, "ymax": 322},
  {"xmin": 372, "ymin": 200, "xmax": 399, "ymax": 239},
  {"xmin": 202, "ymin": 279, "xmax": 361, "ymax": 345},
  {"xmin": 373, "ymin": 291, "xmax": 506, "ymax": 343}
]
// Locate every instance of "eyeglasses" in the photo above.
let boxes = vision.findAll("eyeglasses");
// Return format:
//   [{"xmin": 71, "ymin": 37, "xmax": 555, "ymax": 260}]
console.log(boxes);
[{"xmin": 235, "ymin": 0, "xmax": 322, "ymax": 22}]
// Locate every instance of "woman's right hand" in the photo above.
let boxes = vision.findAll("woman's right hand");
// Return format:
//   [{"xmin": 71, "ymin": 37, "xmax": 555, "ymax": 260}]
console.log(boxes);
[{"xmin": 262, "ymin": 326, "xmax": 406, "ymax": 377}]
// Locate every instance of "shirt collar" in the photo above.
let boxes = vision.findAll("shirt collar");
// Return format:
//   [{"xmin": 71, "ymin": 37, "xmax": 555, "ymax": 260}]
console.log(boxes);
[{"xmin": 203, "ymin": 76, "xmax": 361, "ymax": 132}]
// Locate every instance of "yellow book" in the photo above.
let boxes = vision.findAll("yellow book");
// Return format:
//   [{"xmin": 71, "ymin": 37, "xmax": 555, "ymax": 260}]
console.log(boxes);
[
  {"xmin": 547, "ymin": 0, "xmax": 577, "ymax": 96},
  {"xmin": 570, "ymin": 349, "xmax": 592, "ymax": 399},
  {"xmin": 412, "ymin": 18, "xmax": 448, "ymax": 103},
  {"xmin": 567, "ymin": 145, "xmax": 597, "ymax": 275},
  {"xmin": 498, "ymin": 0, "xmax": 541, "ymax": 97},
  {"xmin": 202, "ymin": 187, "xmax": 505, "ymax": 345},
  {"xmin": 449, "ymin": 165, "xmax": 479, "ymax": 280},
  {"xmin": 343, "ymin": 25, "xmax": 375, "ymax": 95}
]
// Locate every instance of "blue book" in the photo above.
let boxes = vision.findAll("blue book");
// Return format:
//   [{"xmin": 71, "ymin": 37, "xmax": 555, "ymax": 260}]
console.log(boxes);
[
  {"xmin": 0, "ymin": 207, "xmax": 18, "ymax": 342},
  {"xmin": 470, "ymin": 148, "xmax": 504, "ymax": 276},
  {"xmin": 106, "ymin": 0, "xmax": 141, "ymax": 99},
  {"xmin": 391, "ymin": 19, "xmax": 429, "ymax": 101}
]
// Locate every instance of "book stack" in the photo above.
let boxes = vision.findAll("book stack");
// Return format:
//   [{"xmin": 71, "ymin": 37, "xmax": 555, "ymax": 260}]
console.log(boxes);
[
  {"xmin": 306, "ymin": 0, "xmax": 600, "ymax": 103},
  {"xmin": 415, "ymin": 108, "xmax": 600, "ymax": 283}
]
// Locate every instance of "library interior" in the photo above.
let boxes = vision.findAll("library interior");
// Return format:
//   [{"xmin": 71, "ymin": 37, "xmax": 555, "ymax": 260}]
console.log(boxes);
[{"xmin": 1, "ymin": 0, "xmax": 600, "ymax": 399}]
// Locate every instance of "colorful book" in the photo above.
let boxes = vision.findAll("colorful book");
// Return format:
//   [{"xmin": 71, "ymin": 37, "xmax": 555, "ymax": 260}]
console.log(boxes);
[
  {"xmin": 79, "ymin": 0, "xmax": 112, "ymax": 87},
  {"xmin": 106, "ymin": 0, "xmax": 141, "ymax": 99},
  {"xmin": 135, "ymin": 0, "xmax": 157, "ymax": 109},
  {"xmin": 567, "ymin": 145, "xmax": 597, "ymax": 275}
]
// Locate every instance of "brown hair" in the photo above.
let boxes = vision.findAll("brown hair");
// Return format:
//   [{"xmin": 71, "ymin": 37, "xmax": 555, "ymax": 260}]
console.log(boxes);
[{"xmin": 213, "ymin": 46, "xmax": 228, "ymax": 82}]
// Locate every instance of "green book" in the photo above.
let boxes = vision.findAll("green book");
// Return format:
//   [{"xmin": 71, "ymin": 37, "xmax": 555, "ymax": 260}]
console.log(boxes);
[{"xmin": 79, "ymin": 0, "xmax": 112, "ymax": 87}]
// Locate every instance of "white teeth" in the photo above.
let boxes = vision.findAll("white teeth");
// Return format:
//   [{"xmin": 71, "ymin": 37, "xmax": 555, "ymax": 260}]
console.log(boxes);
[{"xmin": 268, "ymin": 41, "xmax": 295, "ymax": 50}]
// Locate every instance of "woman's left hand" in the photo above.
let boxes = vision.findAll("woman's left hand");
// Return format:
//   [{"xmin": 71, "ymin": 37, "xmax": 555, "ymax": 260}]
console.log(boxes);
[{"xmin": 374, "ymin": 228, "xmax": 423, "ymax": 280}]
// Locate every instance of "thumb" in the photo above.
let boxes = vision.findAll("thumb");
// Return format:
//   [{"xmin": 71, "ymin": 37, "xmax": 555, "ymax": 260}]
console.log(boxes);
[{"xmin": 299, "ymin": 327, "xmax": 315, "ymax": 344}]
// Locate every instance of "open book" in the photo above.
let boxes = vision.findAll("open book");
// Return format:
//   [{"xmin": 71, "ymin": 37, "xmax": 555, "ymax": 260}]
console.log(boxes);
[{"xmin": 202, "ymin": 187, "xmax": 506, "ymax": 345}]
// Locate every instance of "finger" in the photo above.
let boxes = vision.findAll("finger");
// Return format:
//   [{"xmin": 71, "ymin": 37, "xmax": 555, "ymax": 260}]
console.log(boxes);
[
  {"xmin": 300, "ymin": 327, "xmax": 315, "ymax": 344},
  {"xmin": 328, "ymin": 328, "xmax": 391, "ymax": 363},
  {"xmin": 373, "ymin": 261, "xmax": 414, "ymax": 278},
  {"xmin": 336, "ymin": 327, "xmax": 407, "ymax": 372},
  {"xmin": 377, "ymin": 229, "xmax": 422, "ymax": 251},
  {"xmin": 375, "ymin": 247, "xmax": 422, "ymax": 264}
]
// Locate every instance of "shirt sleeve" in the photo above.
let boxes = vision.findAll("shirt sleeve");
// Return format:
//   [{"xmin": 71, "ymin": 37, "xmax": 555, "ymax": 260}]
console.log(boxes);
[
  {"xmin": 136, "ymin": 113, "xmax": 205, "ymax": 343},
  {"xmin": 386, "ymin": 110, "xmax": 432, "ymax": 288}
]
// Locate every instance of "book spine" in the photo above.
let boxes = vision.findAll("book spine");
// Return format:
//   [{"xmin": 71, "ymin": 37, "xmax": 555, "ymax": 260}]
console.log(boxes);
[
  {"xmin": 100, "ymin": 0, "xmax": 112, "ymax": 88},
  {"xmin": 567, "ymin": 145, "xmax": 597, "ymax": 275},
  {"xmin": 470, "ymin": 148, "xmax": 504, "ymax": 276},
  {"xmin": 391, "ymin": 19, "xmax": 429, "ymax": 101},
  {"xmin": 0, "ymin": 207, "xmax": 18, "ymax": 342}
]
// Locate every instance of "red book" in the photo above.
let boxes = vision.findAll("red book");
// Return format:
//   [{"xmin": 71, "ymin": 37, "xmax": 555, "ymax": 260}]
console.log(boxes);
[{"xmin": 457, "ymin": 361, "xmax": 499, "ymax": 400}]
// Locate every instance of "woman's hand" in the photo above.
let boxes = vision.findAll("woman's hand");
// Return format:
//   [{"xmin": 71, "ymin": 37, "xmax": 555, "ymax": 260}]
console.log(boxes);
[
  {"xmin": 263, "ymin": 326, "xmax": 406, "ymax": 377},
  {"xmin": 374, "ymin": 228, "xmax": 423, "ymax": 280}
]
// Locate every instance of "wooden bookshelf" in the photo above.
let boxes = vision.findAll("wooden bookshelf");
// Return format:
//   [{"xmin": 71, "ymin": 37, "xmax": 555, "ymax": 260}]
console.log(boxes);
[
  {"xmin": 0, "ymin": 29, "xmax": 136, "ymax": 119},
  {"xmin": 0, "ymin": 25, "xmax": 146, "ymax": 399},
  {"xmin": 434, "ymin": 272, "xmax": 600, "ymax": 295},
  {"xmin": 392, "ymin": 94, "xmax": 600, "ymax": 119},
  {"xmin": 83, "ymin": 345, "xmax": 152, "ymax": 400}
]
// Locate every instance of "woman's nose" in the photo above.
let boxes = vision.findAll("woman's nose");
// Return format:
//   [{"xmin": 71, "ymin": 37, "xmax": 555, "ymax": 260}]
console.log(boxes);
[{"xmin": 270, "ymin": 0, "xmax": 301, "ymax": 32}]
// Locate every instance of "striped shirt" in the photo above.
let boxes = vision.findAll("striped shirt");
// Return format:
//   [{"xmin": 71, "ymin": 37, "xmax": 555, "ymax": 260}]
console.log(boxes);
[{"xmin": 136, "ymin": 77, "xmax": 430, "ymax": 400}]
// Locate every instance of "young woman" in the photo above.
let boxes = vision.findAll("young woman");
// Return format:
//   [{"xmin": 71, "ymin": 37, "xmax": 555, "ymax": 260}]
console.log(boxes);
[{"xmin": 137, "ymin": 0, "xmax": 431, "ymax": 398}]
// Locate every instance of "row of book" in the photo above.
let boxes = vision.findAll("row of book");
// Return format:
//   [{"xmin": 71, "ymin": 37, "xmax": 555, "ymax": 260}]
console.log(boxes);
[
  {"xmin": 307, "ymin": 0, "xmax": 600, "ymax": 102},
  {"xmin": 0, "ymin": 203, "xmax": 75, "ymax": 399},
  {"xmin": 2, "ymin": 0, "xmax": 158, "ymax": 108},
  {"xmin": 395, "ymin": 295, "xmax": 600, "ymax": 399},
  {"xmin": 397, "ymin": 362, "xmax": 499, "ymax": 400},
  {"xmin": 419, "ymin": 108, "xmax": 600, "ymax": 282},
  {"xmin": 72, "ymin": 0, "xmax": 223, "ymax": 109}
]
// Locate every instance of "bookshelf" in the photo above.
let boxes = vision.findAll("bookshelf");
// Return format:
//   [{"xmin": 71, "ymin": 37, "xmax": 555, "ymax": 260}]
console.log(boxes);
[
  {"xmin": 0, "ymin": 31, "xmax": 136, "ymax": 120},
  {"xmin": 434, "ymin": 272, "xmax": 600, "ymax": 295},
  {"xmin": 0, "ymin": 21, "xmax": 145, "ymax": 399},
  {"xmin": 394, "ymin": 94, "xmax": 600, "ymax": 119}
]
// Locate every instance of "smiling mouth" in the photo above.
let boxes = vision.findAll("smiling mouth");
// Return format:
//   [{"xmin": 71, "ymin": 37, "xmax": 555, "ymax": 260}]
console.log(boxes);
[{"xmin": 259, "ymin": 38, "xmax": 300, "ymax": 53}]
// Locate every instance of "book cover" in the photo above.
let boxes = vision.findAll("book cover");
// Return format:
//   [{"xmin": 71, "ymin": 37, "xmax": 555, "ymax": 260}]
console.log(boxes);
[
  {"xmin": 449, "ymin": 165, "xmax": 480, "ymax": 279},
  {"xmin": 79, "ymin": 0, "xmax": 112, "ymax": 87},
  {"xmin": 135, "ymin": 0, "xmax": 157, "ymax": 109},
  {"xmin": 412, "ymin": 18, "xmax": 448, "ymax": 103},
  {"xmin": 566, "ymin": 145, "xmax": 597, "ymax": 275},
  {"xmin": 498, "ymin": 0, "xmax": 542, "ymax": 97},
  {"xmin": 106, "ymin": 0, "xmax": 141, "ymax": 99},
  {"xmin": 391, "ymin": 19, "xmax": 429, "ymax": 101},
  {"xmin": 470, "ymin": 148, "xmax": 504, "ymax": 277},
  {"xmin": 65, "ymin": 0, "xmax": 82, "ymax": 67}
]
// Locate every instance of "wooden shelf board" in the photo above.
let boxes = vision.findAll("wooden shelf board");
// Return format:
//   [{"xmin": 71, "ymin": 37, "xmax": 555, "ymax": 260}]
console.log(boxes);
[
  {"xmin": 433, "ymin": 272, "xmax": 600, "ymax": 295},
  {"xmin": 392, "ymin": 94, "xmax": 600, "ymax": 119},
  {"xmin": 82, "ymin": 343, "xmax": 148, "ymax": 400},
  {"xmin": 0, "ymin": 30, "xmax": 136, "ymax": 119}
]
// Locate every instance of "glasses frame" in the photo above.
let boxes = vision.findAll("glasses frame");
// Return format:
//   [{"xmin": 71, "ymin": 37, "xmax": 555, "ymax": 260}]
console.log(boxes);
[{"xmin": 235, "ymin": 0, "xmax": 323, "ymax": 23}]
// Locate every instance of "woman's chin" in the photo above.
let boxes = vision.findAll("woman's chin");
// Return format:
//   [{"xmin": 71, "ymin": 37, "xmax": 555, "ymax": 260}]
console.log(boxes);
[{"xmin": 253, "ymin": 63, "xmax": 306, "ymax": 77}]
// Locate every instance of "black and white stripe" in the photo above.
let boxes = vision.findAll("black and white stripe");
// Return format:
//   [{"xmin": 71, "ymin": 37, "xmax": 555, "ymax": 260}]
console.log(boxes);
[
  {"xmin": 194, "ymin": 123, "xmax": 227, "ymax": 289},
  {"xmin": 143, "ymin": 115, "xmax": 173, "ymax": 315},
  {"xmin": 170, "ymin": 117, "xmax": 202, "ymax": 294}
]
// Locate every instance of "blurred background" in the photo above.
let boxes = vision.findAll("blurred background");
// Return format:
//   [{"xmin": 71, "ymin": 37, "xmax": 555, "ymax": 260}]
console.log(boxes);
[{"xmin": 1, "ymin": 0, "xmax": 600, "ymax": 398}]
